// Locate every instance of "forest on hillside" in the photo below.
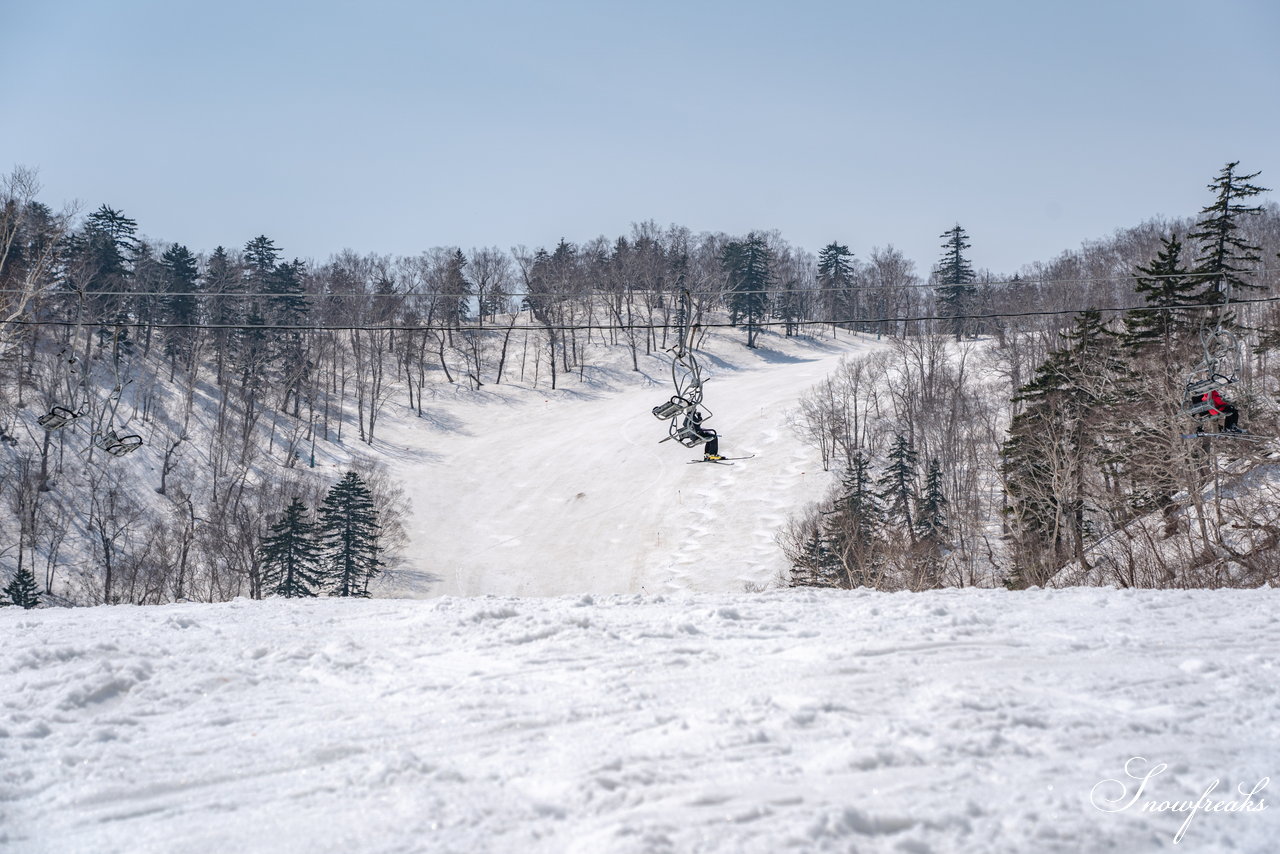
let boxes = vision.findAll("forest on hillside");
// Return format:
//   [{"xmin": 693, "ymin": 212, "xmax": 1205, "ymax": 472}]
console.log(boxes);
[{"xmin": 2, "ymin": 162, "xmax": 1278, "ymax": 607}]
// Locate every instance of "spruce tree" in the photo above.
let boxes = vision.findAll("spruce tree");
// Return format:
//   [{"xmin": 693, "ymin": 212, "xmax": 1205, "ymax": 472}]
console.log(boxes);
[
  {"xmin": 206, "ymin": 246, "xmax": 239, "ymax": 324},
  {"xmin": 205, "ymin": 246, "xmax": 240, "ymax": 386},
  {"xmin": 910, "ymin": 458, "xmax": 949, "ymax": 587},
  {"xmin": 131, "ymin": 241, "xmax": 165, "ymax": 356},
  {"xmin": 878, "ymin": 434, "xmax": 920, "ymax": 540},
  {"xmin": 934, "ymin": 225, "xmax": 976, "ymax": 340},
  {"xmin": 243, "ymin": 234, "xmax": 282, "ymax": 277},
  {"xmin": 1001, "ymin": 310, "xmax": 1124, "ymax": 584},
  {"xmin": 236, "ymin": 236, "xmax": 281, "ymax": 394},
  {"xmin": 1189, "ymin": 161, "xmax": 1269, "ymax": 303},
  {"xmin": 76, "ymin": 204, "xmax": 140, "ymax": 340},
  {"xmin": 1122, "ymin": 234, "xmax": 1198, "ymax": 357},
  {"xmin": 789, "ymin": 526, "xmax": 842, "ymax": 588},
  {"xmin": 2, "ymin": 565, "xmax": 40, "ymax": 609},
  {"xmin": 81, "ymin": 205, "xmax": 140, "ymax": 281},
  {"xmin": 824, "ymin": 451, "xmax": 885, "ymax": 587},
  {"xmin": 816, "ymin": 242, "xmax": 856, "ymax": 326},
  {"xmin": 318, "ymin": 471, "xmax": 384, "ymax": 598},
  {"xmin": 444, "ymin": 248, "xmax": 473, "ymax": 325},
  {"xmin": 916, "ymin": 459, "xmax": 948, "ymax": 545},
  {"xmin": 160, "ymin": 244, "xmax": 201, "ymax": 372},
  {"xmin": 259, "ymin": 498, "xmax": 324, "ymax": 598},
  {"xmin": 265, "ymin": 259, "xmax": 311, "ymax": 412},
  {"xmin": 722, "ymin": 233, "xmax": 772, "ymax": 348},
  {"xmin": 265, "ymin": 259, "xmax": 310, "ymax": 327},
  {"xmin": 1118, "ymin": 234, "xmax": 1201, "ymax": 508}
]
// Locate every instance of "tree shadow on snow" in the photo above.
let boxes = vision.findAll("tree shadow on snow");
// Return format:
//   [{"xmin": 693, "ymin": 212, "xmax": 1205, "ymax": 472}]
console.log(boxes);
[{"xmin": 371, "ymin": 568, "xmax": 444, "ymax": 596}]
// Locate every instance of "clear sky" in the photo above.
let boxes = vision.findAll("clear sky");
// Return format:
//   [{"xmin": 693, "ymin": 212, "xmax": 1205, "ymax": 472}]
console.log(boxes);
[{"xmin": 3, "ymin": 0, "xmax": 1277, "ymax": 275}]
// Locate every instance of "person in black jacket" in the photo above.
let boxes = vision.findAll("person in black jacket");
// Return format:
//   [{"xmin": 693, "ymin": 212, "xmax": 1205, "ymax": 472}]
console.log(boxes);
[{"xmin": 684, "ymin": 408, "xmax": 723, "ymax": 460}]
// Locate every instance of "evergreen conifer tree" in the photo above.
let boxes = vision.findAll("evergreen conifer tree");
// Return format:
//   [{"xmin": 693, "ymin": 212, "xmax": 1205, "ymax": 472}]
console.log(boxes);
[
  {"xmin": 444, "ymin": 248, "xmax": 474, "ymax": 325},
  {"xmin": 878, "ymin": 434, "xmax": 920, "ymax": 540},
  {"xmin": 204, "ymin": 246, "xmax": 240, "ymax": 386},
  {"xmin": 1001, "ymin": 310, "xmax": 1124, "ymax": 584},
  {"xmin": 76, "ymin": 204, "xmax": 140, "ymax": 341},
  {"xmin": 2, "ymin": 564, "xmax": 40, "ymax": 609},
  {"xmin": 130, "ymin": 240, "xmax": 166, "ymax": 355},
  {"xmin": 816, "ymin": 242, "xmax": 856, "ymax": 326},
  {"xmin": 265, "ymin": 258, "xmax": 311, "ymax": 411},
  {"xmin": 318, "ymin": 471, "xmax": 384, "ymax": 598},
  {"xmin": 824, "ymin": 451, "xmax": 886, "ymax": 587},
  {"xmin": 265, "ymin": 259, "xmax": 310, "ymax": 327},
  {"xmin": 789, "ymin": 526, "xmax": 843, "ymax": 588},
  {"xmin": 81, "ymin": 205, "xmax": 140, "ymax": 281},
  {"xmin": 916, "ymin": 459, "xmax": 948, "ymax": 544},
  {"xmin": 934, "ymin": 225, "xmax": 975, "ymax": 340},
  {"xmin": 206, "ymin": 246, "xmax": 239, "ymax": 324},
  {"xmin": 160, "ymin": 244, "xmax": 201, "ymax": 372},
  {"xmin": 243, "ymin": 235, "xmax": 282, "ymax": 277},
  {"xmin": 1189, "ymin": 161, "xmax": 1269, "ymax": 302},
  {"xmin": 235, "ymin": 236, "xmax": 282, "ymax": 393},
  {"xmin": 770, "ymin": 271, "xmax": 806, "ymax": 338},
  {"xmin": 722, "ymin": 233, "xmax": 771, "ymax": 348},
  {"xmin": 259, "ymin": 498, "xmax": 324, "ymax": 598},
  {"xmin": 912, "ymin": 458, "xmax": 950, "ymax": 587},
  {"xmin": 1122, "ymin": 234, "xmax": 1198, "ymax": 357}
]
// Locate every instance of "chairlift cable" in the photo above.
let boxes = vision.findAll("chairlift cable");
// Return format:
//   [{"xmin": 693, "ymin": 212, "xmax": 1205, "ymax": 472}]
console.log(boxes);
[
  {"xmin": 1, "ymin": 267, "xmax": 1273, "ymax": 301},
  {"xmin": 7, "ymin": 292, "xmax": 1280, "ymax": 334}
]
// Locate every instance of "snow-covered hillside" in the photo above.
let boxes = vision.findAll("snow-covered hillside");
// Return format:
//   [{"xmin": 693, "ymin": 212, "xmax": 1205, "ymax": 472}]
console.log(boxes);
[
  {"xmin": 1051, "ymin": 455, "xmax": 1280, "ymax": 589},
  {"xmin": 370, "ymin": 329, "xmax": 871, "ymax": 597},
  {"xmin": 4, "ymin": 589, "xmax": 1277, "ymax": 853}
]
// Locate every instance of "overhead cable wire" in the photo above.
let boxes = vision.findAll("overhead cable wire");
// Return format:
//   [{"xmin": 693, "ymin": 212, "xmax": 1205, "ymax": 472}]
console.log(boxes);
[
  {"xmin": 0, "ymin": 268, "xmax": 1272, "ymax": 301},
  {"xmin": 6, "ymin": 293, "xmax": 1280, "ymax": 333}
]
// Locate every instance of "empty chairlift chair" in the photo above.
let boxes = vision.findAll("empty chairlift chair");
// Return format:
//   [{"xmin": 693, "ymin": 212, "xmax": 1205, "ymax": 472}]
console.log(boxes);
[
  {"xmin": 36, "ymin": 406, "xmax": 79, "ymax": 431},
  {"xmin": 652, "ymin": 395, "xmax": 695, "ymax": 420},
  {"xmin": 93, "ymin": 429, "xmax": 143, "ymax": 457}
]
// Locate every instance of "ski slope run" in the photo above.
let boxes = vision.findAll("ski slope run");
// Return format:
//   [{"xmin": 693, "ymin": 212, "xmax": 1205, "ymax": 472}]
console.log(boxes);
[
  {"xmin": 4, "ymin": 589, "xmax": 1277, "ymax": 853},
  {"xmin": 376, "ymin": 332, "xmax": 868, "ymax": 597}
]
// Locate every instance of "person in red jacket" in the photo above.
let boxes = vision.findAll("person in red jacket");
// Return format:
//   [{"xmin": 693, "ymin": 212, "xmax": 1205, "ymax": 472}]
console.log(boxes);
[{"xmin": 1201, "ymin": 388, "xmax": 1243, "ymax": 433}]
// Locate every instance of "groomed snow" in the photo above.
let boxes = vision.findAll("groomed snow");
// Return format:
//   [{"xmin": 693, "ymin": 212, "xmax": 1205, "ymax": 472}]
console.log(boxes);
[
  {"xmin": 4, "ymin": 588, "xmax": 1277, "ymax": 853},
  {"xmin": 367, "ymin": 329, "xmax": 871, "ymax": 598}
]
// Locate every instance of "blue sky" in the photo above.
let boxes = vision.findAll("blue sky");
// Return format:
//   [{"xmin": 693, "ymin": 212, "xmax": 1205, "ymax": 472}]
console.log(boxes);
[{"xmin": 3, "ymin": 0, "xmax": 1277, "ymax": 274}]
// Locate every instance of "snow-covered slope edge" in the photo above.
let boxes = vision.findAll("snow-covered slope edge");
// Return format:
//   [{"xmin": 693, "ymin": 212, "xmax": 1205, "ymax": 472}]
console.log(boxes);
[
  {"xmin": 3, "ymin": 588, "xmax": 1277, "ymax": 854},
  {"xmin": 1050, "ymin": 455, "xmax": 1280, "ymax": 588}
]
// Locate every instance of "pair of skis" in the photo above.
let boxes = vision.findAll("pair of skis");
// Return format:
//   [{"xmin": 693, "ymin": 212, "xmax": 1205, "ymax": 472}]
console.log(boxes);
[
  {"xmin": 1180, "ymin": 431, "xmax": 1269, "ymax": 442},
  {"xmin": 687, "ymin": 454, "xmax": 756, "ymax": 466}
]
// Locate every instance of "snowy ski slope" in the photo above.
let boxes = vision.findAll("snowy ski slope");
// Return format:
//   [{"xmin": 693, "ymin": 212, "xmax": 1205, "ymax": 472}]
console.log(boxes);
[
  {"xmin": 371, "ymin": 329, "xmax": 870, "ymax": 597},
  {"xmin": 4, "ymin": 589, "xmax": 1277, "ymax": 853},
  {"xmin": 5, "ymin": 329, "xmax": 1279, "ymax": 853}
]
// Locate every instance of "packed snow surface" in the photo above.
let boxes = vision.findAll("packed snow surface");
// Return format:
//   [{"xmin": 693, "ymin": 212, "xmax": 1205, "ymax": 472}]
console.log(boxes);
[
  {"xmin": 370, "ymin": 330, "xmax": 867, "ymax": 597},
  {"xmin": 4, "ymin": 588, "xmax": 1278, "ymax": 853}
]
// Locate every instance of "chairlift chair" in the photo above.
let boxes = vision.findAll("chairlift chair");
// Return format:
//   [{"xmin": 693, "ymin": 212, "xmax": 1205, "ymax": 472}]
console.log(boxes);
[
  {"xmin": 93, "ymin": 429, "xmax": 143, "ymax": 457},
  {"xmin": 108, "ymin": 434, "xmax": 143, "ymax": 456},
  {"xmin": 652, "ymin": 395, "xmax": 695, "ymax": 420},
  {"xmin": 671, "ymin": 422, "xmax": 714, "ymax": 448},
  {"xmin": 1182, "ymin": 373, "xmax": 1237, "ymax": 421},
  {"xmin": 36, "ymin": 406, "xmax": 79, "ymax": 431},
  {"xmin": 653, "ymin": 287, "xmax": 719, "ymax": 449}
]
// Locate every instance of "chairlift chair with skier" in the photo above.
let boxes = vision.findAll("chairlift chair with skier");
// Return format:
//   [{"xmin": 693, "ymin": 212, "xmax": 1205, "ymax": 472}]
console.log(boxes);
[{"xmin": 1178, "ymin": 296, "xmax": 1252, "ymax": 435}]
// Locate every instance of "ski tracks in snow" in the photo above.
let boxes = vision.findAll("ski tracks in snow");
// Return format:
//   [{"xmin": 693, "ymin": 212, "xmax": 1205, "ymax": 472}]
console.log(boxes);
[
  {"xmin": 6, "ymin": 589, "xmax": 1279, "ymax": 854},
  {"xmin": 382, "ymin": 334, "xmax": 859, "ymax": 598}
]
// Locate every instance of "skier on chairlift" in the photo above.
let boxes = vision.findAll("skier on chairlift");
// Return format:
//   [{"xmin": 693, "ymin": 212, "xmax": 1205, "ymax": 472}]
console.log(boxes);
[
  {"xmin": 1200, "ymin": 387, "xmax": 1244, "ymax": 434},
  {"xmin": 684, "ymin": 408, "xmax": 723, "ymax": 461}
]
